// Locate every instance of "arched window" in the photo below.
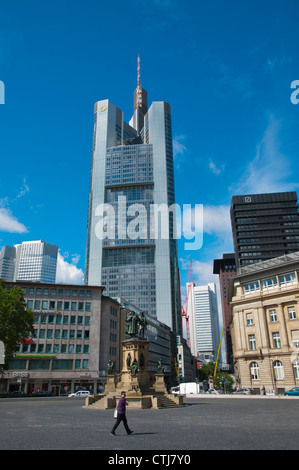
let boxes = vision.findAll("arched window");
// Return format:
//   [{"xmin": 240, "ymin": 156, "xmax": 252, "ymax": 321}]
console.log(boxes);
[
  {"xmin": 273, "ymin": 360, "xmax": 284, "ymax": 380},
  {"xmin": 293, "ymin": 360, "xmax": 299, "ymax": 380},
  {"xmin": 250, "ymin": 362, "xmax": 259, "ymax": 380}
]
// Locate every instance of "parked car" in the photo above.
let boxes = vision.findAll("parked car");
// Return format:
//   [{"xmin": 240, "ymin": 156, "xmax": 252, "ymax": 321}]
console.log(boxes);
[
  {"xmin": 68, "ymin": 390, "xmax": 90, "ymax": 398},
  {"xmin": 233, "ymin": 388, "xmax": 252, "ymax": 395},
  {"xmin": 206, "ymin": 388, "xmax": 223, "ymax": 394},
  {"xmin": 32, "ymin": 390, "xmax": 53, "ymax": 397},
  {"xmin": 284, "ymin": 387, "xmax": 299, "ymax": 396}
]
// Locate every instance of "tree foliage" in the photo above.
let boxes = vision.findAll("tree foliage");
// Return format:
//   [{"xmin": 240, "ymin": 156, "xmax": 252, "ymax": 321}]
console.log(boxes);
[
  {"xmin": 197, "ymin": 361, "xmax": 234, "ymax": 391},
  {"xmin": 0, "ymin": 280, "xmax": 35, "ymax": 370}
]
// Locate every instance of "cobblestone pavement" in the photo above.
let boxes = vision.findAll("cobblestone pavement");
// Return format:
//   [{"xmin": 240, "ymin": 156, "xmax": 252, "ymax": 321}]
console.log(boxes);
[{"xmin": 0, "ymin": 395, "xmax": 298, "ymax": 451}]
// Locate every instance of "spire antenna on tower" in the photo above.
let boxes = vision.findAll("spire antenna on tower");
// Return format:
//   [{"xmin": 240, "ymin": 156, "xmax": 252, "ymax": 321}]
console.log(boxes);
[{"xmin": 137, "ymin": 54, "xmax": 142, "ymax": 108}]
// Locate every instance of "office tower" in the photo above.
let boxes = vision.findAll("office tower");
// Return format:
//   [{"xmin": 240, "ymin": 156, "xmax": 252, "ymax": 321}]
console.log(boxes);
[
  {"xmin": 14, "ymin": 240, "xmax": 58, "ymax": 283},
  {"xmin": 231, "ymin": 192, "xmax": 299, "ymax": 269},
  {"xmin": 213, "ymin": 253, "xmax": 236, "ymax": 367},
  {"xmin": 0, "ymin": 245, "xmax": 16, "ymax": 281},
  {"xmin": 187, "ymin": 282, "xmax": 221, "ymax": 362},
  {"xmin": 85, "ymin": 57, "xmax": 182, "ymax": 336}
]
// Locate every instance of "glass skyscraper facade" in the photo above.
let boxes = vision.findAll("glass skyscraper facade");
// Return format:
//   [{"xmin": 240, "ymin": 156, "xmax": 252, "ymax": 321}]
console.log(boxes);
[
  {"xmin": 0, "ymin": 241, "xmax": 58, "ymax": 283},
  {"xmin": 187, "ymin": 282, "xmax": 220, "ymax": 362},
  {"xmin": 85, "ymin": 77, "xmax": 182, "ymax": 336}
]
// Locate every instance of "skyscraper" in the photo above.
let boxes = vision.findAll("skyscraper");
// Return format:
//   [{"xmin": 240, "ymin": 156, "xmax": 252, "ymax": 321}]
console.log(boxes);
[
  {"xmin": 231, "ymin": 191, "xmax": 299, "ymax": 269},
  {"xmin": 85, "ymin": 57, "xmax": 182, "ymax": 336},
  {"xmin": 1, "ymin": 240, "xmax": 58, "ymax": 283},
  {"xmin": 213, "ymin": 253, "xmax": 236, "ymax": 367},
  {"xmin": 186, "ymin": 282, "xmax": 221, "ymax": 362},
  {"xmin": 0, "ymin": 245, "xmax": 16, "ymax": 282}
]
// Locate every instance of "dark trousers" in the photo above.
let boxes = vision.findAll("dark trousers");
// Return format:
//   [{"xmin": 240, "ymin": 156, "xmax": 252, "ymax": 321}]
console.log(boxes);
[{"xmin": 111, "ymin": 413, "xmax": 131, "ymax": 434}]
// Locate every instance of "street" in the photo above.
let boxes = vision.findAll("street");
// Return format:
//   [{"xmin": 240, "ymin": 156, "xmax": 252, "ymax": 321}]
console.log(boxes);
[{"xmin": 0, "ymin": 395, "xmax": 298, "ymax": 452}]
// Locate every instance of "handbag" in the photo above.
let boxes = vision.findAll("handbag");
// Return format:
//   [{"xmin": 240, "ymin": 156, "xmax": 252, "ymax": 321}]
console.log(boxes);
[{"xmin": 114, "ymin": 408, "xmax": 118, "ymax": 419}]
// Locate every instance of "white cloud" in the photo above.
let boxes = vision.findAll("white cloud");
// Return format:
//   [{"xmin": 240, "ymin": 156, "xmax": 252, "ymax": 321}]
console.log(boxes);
[
  {"xmin": 56, "ymin": 252, "xmax": 84, "ymax": 285},
  {"xmin": 181, "ymin": 204, "xmax": 231, "ymax": 236},
  {"xmin": 230, "ymin": 115, "xmax": 298, "ymax": 195},
  {"xmin": 173, "ymin": 135, "xmax": 187, "ymax": 168},
  {"xmin": 209, "ymin": 159, "xmax": 225, "ymax": 175},
  {"xmin": 203, "ymin": 205, "xmax": 231, "ymax": 235},
  {"xmin": 191, "ymin": 260, "xmax": 219, "ymax": 286},
  {"xmin": 0, "ymin": 207, "xmax": 28, "ymax": 233},
  {"xmin": 16, "ymin": 178, "xmax": 30, "ymax": 199}
]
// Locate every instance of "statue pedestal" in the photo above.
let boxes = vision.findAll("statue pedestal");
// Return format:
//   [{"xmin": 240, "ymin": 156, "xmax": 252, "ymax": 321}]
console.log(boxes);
[
  {"xmin": 154, "ymin": 374, "xmax": 167, "ymax": 393},
  {"xmin": 118, "ymin": 338, "xmax": 151, "ymax": 394},
  {"xmin": 105, "ymin": 374, "xmax": 118, "ymax": 393},
  {"xmin": 84, "ymin": 336, "xmax": 185, "ymax": 409}
]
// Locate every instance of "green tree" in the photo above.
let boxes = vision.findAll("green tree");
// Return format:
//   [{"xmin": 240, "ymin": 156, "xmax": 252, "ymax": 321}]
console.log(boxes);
[
  {"xmin": 196, "ymin": 361, "xmax": 215, "ymax": 382},
  {"xmin": 214, "ymin": 371, "xmax": 234, "ymax": 391},
  {"xmin": 0, "ymin": 280, "xmax": 35, "ymax": 370}
]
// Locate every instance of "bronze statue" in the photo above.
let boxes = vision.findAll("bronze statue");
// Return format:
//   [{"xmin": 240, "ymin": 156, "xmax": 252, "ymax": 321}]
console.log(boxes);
[
  {"xmin": 126, "ymin": 310, "xmax": 148, "ymax": 339},
  {"xmin": 138, "ymin": 311, "xmax": 148, "ymax": 339},
  {"xmin": 126, "ymin": 352, "xmax": 131, "ymax": 369},
  {"xmin": 156, "ymin": 359, "xmax": 165, "ymax": 374},
  {"xmin": 130, "ymin": 358, "xmax": 138, "ymax": 376},
  {"xmin": 127, "ymin": 312, "xmax": 139, "ymax": 337},
  {"xmin": 107, "ymin": 360, "xmax": 115, "ymax": 375}
]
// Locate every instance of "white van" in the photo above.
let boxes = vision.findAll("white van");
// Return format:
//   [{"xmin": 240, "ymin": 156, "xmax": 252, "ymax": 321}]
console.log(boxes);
[
  {"xmin": 171, "ymin": 382, "xmax": 200, "ymax": 395},
  {"xmin": 68, "ymin": 390, "xmax": 90, "ymax": 398}
]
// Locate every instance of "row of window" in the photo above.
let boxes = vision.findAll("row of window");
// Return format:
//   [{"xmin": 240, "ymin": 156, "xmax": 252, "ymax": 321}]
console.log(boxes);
[
  {"xmin": 17, "ymin": 342, "xmax": 90, "ymax": 354},
  {"xmin": 33, "ymin": 313, "xmax": 91, "ymax": 325},
  {"xmin": 33, "ymin": 328, "xmax": 90, "ymax": 339},
  {"xmin": 248, "ymin": 331, "xmax": 299, "ymax": 350},
  {"xmin": 28, "ymin": 300, "xmax": 92, "ymax": 311},
  {"xmin": 10, "ymin": 359, "xmax": 89, "ymax": 370},
  {"xmin": 244, "ymin": 272, "xmax": 297, "ymax": 294},
  {"xmin": 246, "ymin": 307, "xmax": 297, "ymax": 325},
  {"xmin": 249, "ymin": 360, "xmax": 299, "ymax": 380},
  {"xmin": 23, "ymin": 288, "xmax": 92, "ymax": 297}
]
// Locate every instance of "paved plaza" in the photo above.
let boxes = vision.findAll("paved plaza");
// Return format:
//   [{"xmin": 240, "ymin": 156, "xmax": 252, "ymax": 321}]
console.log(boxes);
[{"xmin": 0, "ymin": 395, "xmax": 298, "ymax": 452}]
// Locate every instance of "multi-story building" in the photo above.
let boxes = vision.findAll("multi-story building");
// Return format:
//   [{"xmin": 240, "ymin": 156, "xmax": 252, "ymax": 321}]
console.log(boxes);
[
  {"xmin": 0, "ymin": 282, "xmax": 119, "ymax": 395},
  {"xmin": 0, "ymin": 282, "xmax": 178, "ymax": 394},
  {"xmin": 176, "ymin": 335, "xmax": 197, "ymax": 383},
  {"xmin": 0, "ymin": 245, "xmax": 16, "ymax": 281},
  {"xmin": 230, "ymin": 191, "xmax": 299, "ymax": 269},
  {"xmin": 187, "ymin": 282, "xmax": 221, "ymax": 363},
  {"xmin": 84, "ymin": 57, "xmax": 182, "ymax": 338},
  {"xmin": 0, "ymin": 240, "xmax": 58, "ymax": 283},
  {"xmin": 213, "ymin": 253, "xmax": 236, "ymax": 368},
  {"xmin": 228, "ymin": 252, "xmax": 299, "ymax": 394}
]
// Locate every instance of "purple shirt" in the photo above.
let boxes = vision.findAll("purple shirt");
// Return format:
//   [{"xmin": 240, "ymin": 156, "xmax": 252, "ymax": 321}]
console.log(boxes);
[{"xmin": 117, "ymin": 396, "xmax": 127, "ymax": 414}]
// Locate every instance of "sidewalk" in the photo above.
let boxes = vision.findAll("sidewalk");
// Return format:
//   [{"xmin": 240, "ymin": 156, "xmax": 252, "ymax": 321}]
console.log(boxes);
[{"xmin": 185, "ymin": 393, "xmax": 299, "ymax": 398}]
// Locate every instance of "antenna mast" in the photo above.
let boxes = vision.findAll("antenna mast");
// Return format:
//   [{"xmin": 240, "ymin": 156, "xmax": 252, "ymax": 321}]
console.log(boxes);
[{"xmin": 137, "ymin": 54, "xmax": 142, "ymax": 108}]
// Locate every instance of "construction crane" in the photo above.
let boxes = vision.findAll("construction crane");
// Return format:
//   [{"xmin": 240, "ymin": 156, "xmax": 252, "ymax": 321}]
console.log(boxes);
[
  {"xmin": 213, "ymin": 328, "xmax": 225, "ymax": 380},
  {"xmin": 181, "ymin": 260, "xmax": 193, "ymax": 349}
]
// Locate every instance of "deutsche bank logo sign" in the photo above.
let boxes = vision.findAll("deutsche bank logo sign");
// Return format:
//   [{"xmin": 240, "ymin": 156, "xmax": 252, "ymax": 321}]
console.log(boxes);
[{"xmin": 0, "ymin": 81, "xmax": 4, "ymax": 104}]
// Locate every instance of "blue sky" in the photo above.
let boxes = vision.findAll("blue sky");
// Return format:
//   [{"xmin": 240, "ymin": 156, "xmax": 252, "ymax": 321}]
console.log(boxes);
[{"xmin": 0, "ymin": 0, "xmax": 299, "ymax": 298}]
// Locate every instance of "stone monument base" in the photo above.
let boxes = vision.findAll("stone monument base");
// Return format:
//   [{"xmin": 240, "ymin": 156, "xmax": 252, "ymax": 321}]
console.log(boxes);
[{"xmin": 83, "ymin": 338, "xmax": 185, "ymax": 410}]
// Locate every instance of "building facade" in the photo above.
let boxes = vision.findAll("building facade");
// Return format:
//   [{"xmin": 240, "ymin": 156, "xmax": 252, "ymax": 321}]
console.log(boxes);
[
  {"xmin": 0, "ymin": 281, "xmax": 178, "ymax": 394},
  {"xmin": 213, "ymin": 253, "xmax": 236, "ymax": 368},
  {"xmin": 230, "ymin": 191, "xmax": 299, "ymax": 269},
  {"xmin": 0, "ymin": 282, "xmax": 120, "ymax": 395},
  {"xmin": 0, "ymin": 241, "xmax": 58, "ymax": 283},
  {"xmin": 228, "ymin": 252, "xmax": 299, "ymax": 394},
  {"xmin": 84, "ymin": 60, "xmax": 181, "ymax": 337},
  {"xmin": 176, "ymin": 335, "xmax": 197, "ymax": 383},
  {"xmin": 0, "ymin": 245, "xmax": 16, "ymax": 282},
  {"xmin": 187, "ymin": 282, "xmax": 221, "ymax": 362}
]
